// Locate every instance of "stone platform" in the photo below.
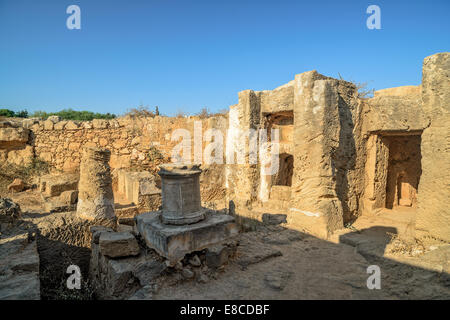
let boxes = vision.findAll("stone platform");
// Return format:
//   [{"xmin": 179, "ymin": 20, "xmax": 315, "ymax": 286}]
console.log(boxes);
[{"xmin": 136, "ymin": 211, "xmax": 239, "ymax": 265}]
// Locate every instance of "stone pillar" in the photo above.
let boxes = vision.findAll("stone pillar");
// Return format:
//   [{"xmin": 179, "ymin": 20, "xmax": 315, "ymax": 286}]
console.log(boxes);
[
  {"xmin": 77, "ymin": 147, "xmax": 116, "ymax": 224},
  {"xmin": 416, "ymin": 52, "xmax": 450, "ymax": 242},
  {"xmin": 289, "ymin": 71, "xmax": 344, "ymax": 238},
  {"xmin": 225, "ymin": 90, "xmax": 260, "ymax": 210},
  {"xmin": 159, "ymin": 164, "xmax": 206, "ymax": 225}
]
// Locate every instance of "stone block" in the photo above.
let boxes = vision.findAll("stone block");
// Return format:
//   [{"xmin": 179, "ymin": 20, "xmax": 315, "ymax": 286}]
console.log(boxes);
[
  {"xmin": 40, "ymin": 173, "xmax": 79, "ymax": 197},
  {"xmin": 59, "ymin": 190, "xmax": 78, "ymax": 205},
  {"xmin": 205, "ymin": 244, "xmax": 230, "ymax": 268},
  {"xmin": 99, "ymin": 232, "xmax": 140, "ymax": 258},
  {"xmin": 7, "ymin": 179, "xmax": 26, "ymax": 193},
  {"xmin": 92, "ymin": 119, "xmax": 108, "ymax": 129},
  {"xmin": 136, "ymin": 211, "xmax": 239, "ymax": 265}
]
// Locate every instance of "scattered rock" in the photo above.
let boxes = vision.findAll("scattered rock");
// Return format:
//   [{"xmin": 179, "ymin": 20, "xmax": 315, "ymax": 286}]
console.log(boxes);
[
  {"xmin": 189, "ymin": 255, "xmax": 201, "ymax": 267},
  {"xmin": 175, "ymin": 261, "xmax": 183, "ymax": 271},
  {"xmin": 7, "ymin": 179, "xmax": 26, "ymax": 193},
  {"xmin": 0, "ymin": 198, "xmax": 21, "ymax": 224},
  {"xmin": 99, "ymin": 232, "xmax": 140, "ymax": 258},
  {"xmin": 133, "ymin": 260, "xmax": 166, "ymax": 284},
  {"xmin": 264, "ymin": 270, "xmax": 293, "ymax": 291},
  {"xmin": 182, "ymin": 268, "xmax": 194, "ymax": 279},
  {"xmin": 205, "ymin": 244, "xmax": 230, "ymax": 268},
  {"xmin": 262, "ymin": 213, "xmax": 287, "ymax": 225},
  {"xmin": 197, "ymin": 274, "xmax": 209, "ymax": 284}
]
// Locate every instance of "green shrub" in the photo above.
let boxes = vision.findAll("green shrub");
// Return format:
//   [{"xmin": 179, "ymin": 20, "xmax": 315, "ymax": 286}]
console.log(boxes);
[
  {"xmin": 0, "ymin": 108, "xmax": 28, "ymax": 118},
  {"xmin": 31, "ymin": 109, "xmax": 116, "ymax": 121}
]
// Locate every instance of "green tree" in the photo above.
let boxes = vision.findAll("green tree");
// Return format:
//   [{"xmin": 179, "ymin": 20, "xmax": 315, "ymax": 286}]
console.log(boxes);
[{"xmin": 0, "ymin": 109, "xmax": 15, "ymax": 117}]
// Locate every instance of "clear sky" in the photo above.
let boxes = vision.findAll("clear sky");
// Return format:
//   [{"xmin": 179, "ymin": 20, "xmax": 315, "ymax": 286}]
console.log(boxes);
[{"xmin": 0, "ymin": 0, "xmax": 449, "ymax": 116}]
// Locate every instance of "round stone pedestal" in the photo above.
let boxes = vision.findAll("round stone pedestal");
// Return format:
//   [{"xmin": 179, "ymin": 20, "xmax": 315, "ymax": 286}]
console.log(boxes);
[{"xmin": 158, "ymin": 164, "xmax": 206, "ymax": 225}]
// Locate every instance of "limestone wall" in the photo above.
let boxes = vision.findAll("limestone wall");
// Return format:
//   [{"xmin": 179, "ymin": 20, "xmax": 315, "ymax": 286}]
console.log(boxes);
[
  {"xmin": 0, "ymin": 115, "xmax": 228, "ymax": 205},
  {"xmin": 23, "ymin": 116, "xmax": 225, "ymax": 172}
]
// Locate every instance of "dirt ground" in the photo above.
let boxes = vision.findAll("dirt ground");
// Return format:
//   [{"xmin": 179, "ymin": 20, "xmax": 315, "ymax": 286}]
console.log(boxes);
[{"xmin": 4, "ymin": 190, "xmax": 450, "ymax": 300}]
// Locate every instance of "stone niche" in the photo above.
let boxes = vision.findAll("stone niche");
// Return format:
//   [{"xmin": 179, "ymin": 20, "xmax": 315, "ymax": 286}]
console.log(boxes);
[
  {"xmin": 363, "ymin": 131, "xmax": 422, "ymax": 212},
  {"xmin": 262, "ymin": 111, "xmax": 294, "ymax": 203}
]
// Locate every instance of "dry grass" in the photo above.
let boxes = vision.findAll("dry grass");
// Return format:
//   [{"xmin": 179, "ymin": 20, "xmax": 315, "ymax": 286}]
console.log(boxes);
[{"xmin": 125, "ymin": 105, "xmax": 157, "ymax": 118}]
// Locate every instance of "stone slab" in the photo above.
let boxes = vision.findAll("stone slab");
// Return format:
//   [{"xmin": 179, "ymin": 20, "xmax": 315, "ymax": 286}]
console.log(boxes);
[
  {"xmin": 99, "ymin": 231, "xmax": 140, "ymax": 258},
  {"xmin": 136, "ymin": 211, "xmax": 239, "ymax": 265}
]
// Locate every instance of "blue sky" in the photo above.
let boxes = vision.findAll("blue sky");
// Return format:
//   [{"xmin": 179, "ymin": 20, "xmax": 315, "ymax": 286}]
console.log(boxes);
[{"xmin": 0, "ymin": 0, "xmax": 449, "ymax": 116}]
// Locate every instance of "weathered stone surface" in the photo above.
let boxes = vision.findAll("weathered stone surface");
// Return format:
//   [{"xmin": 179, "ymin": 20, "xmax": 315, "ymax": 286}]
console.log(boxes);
[
  {"xmin": 182, "ymin": 268, "xmax": 194, "ymax": 279},
  {"xmin": 290, "ymin": 73, "xmax": 344, "ymax": 238},
  {"xmin": 205, "ymin": 244, "xmax": 230, "ymax": 268},
  {"xmin": 59, "ymin": 190, "xmax": 78, "ymax": 205},
  {"xmin": 47, "ymin": 115, "xmax": 61, "ymax": 123},
  {"xmin": 40, "ymin": 173, "xmax": 79, "ymax": 197},
  {"xmin": 416, "ymin": 52, "xmax": 450, "ymax": 242},
  {"xmin": 363, "ymin": 95, "xmax": 427, "ymax": 132},
  {"xmin": 264, "ymin": 270, "xmax": 293, "ymax": 291},
  {"xmin": 77, "ymin": 147, "xmax": 116, "ymax": 222},
  {"xmin": 133, "ymin": 260, "xmax": 166, "ymax": 284},
  {"xmin": 374, "ymin": 85, "xmax": 421, "ymax": 97},
  {"xmin": 236, "ymin": 239, "xmax": 282, "ymax": 269},
  {"xmin": 92, "ymin": 119, "xmax": 108, "ymax": 129},
  {"xmin": 0, "ymin": 233, "xmax": 40, "ymax": 300},
  {"xmin": 6, "ymin": 145, "xmax": 34, "ymax": 166},
  {"xmin": 99, "ymin": 231, "xmax": 140, "ymax": 258},
  {"xmin": 262, "ymin": 213, "xmax": 287, "ymax": 225},
  {"xmin": 136, "ymin": 211, "xmax": 239, "ymax": 265},
  {"xmin": 0, "ymin": 126, "xmax": 29, "ymax": 146},
  {"xmin": 159, "ymin": 164, "xmax": 205, "ymax": 225},
  {"xmin": 90, "ymin": 225, "xmax": 114, "ymax": 244}
]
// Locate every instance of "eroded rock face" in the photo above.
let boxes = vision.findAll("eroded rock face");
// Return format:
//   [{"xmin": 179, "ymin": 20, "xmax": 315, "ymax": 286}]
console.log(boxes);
[
  {"xmin": 76, "ymin": 147, "xmax": 116, "ymax": 224},
  {"xmin": 416, "ymin": 52, "xmax": 450, "ymax": 242}
]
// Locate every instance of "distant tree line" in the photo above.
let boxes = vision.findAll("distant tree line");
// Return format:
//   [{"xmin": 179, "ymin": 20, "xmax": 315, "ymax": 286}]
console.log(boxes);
[{"xmin": 0, "ymin": 108, "xmax": 116, "ymax": 121}]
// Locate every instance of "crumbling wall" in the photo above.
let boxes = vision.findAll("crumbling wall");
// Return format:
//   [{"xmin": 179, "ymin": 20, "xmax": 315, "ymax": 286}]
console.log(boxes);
[
  {"xmin": 24, "ymin": 116, "xmax": 226, "ymax": 172},
  {"xmin": 0, "ymin": 121, "xmax": 33, "ymax": 166},
  {"xmin": 0, "ymin": 115, "xmax": 228, "ymax": 206}
]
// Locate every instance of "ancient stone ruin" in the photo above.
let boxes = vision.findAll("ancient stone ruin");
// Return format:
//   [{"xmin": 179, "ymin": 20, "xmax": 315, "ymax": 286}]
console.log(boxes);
[
  {"xmin": 0, "ymin": 52, "xmax": 448, "ymax": 300},
  {"xmin": 136, "ymin": 164, "xmax": 238, "ymax": 265}
]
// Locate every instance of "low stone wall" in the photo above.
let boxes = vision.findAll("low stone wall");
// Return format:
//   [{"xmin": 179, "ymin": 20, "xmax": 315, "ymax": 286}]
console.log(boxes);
[{"xmin": 23, "ymin": 115, "xmax": 227, "ymax": 172}]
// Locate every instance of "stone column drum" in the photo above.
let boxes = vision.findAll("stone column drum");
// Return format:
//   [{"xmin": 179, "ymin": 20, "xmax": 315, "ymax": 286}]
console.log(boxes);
[
  {"xmin": 77, "ymin": 147, "xmax": 116, "ymax": 223},
  {"xmin": 158, "ymin": 164, "xmax": 206, "ymax": 225}
]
